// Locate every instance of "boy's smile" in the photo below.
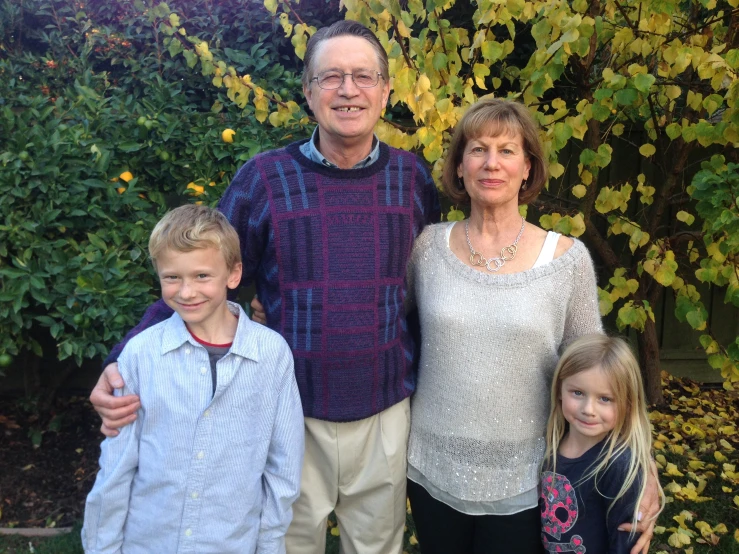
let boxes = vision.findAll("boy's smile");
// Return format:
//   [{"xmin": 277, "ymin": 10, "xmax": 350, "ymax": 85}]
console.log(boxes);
[{"xmin": 156, "ymin": 247, "xmax": 242, "ymax": 343}]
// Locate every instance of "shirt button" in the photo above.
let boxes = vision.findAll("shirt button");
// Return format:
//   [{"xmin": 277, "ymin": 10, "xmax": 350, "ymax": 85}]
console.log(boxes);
[
  {"xmin": 204, "ymin": 409, "xmax": 211, "ymax": 417},
  {"xmin": 185, "ymin": 528, "xmax": 192, "ymax": 537},
  {"xmin": 200, "ymin": 367, "xmax": 207, "ymax": 375},
  {"xmin": 185, "ymin": 348, "xmax": 191, "ymax": 355},
  {"xmin": 197, "ymin": 451, "xmax": 204, "ymax": 460},
  {"xmin": 191, "ymin": 492, "xmax": 199, "ymax": 499}
]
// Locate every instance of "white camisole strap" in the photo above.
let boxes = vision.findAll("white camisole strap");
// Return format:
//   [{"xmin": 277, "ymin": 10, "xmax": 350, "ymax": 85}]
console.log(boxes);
[
  {"xmin": 445, "ymin": 221, "xmax": 456, "ymax": 247},
  {"xmin": 532, "ymin": 231, "xmax": 561, "ymax": 268},
  {"xmin": 447, "ymin": 223, "xmax": 561, "ymax": 269}
]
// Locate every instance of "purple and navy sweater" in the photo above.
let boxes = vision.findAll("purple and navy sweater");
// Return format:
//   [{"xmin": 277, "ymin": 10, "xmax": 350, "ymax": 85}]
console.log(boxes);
[{"xmin": 106, "ymin": 139, "xmax": 440, "ymax": 422}]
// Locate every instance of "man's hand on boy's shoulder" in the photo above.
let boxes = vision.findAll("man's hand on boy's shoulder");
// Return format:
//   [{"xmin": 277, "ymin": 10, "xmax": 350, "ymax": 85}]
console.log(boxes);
[
  {"xmin": 90, "ymin": 362, "xmax": 141, "ymax": 437},
  {"xmin": 251, "ymin": 296, "xmax": 267, "ymax": 325}
]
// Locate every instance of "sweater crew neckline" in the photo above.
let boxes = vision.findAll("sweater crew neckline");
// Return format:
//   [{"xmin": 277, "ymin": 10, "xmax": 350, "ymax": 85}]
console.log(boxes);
[
  {"xmin": 286, "ymin": 139, "xmax": 392, "ymax": 179},
  {"xmin": 433, "ymin": 221, "xmax": 587, "ymax": 287}
]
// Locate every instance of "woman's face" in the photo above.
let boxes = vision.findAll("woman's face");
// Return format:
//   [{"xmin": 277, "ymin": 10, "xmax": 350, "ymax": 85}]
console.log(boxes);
[{"xmin": 457, "ymin": 131, "xmax": 530, "ymax": 211}]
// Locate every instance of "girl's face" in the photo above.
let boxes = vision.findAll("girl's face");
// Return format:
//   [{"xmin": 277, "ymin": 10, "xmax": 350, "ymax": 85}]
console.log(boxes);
[{"xmin": 560, "ymin": 366, "xmax": 619, "ymax": 450}]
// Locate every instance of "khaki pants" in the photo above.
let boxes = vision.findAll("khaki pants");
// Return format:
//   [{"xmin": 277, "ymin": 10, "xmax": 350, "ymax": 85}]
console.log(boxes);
[{"xmin": 286, "ymin": 398, "xmax": 411, "ymax": 554}]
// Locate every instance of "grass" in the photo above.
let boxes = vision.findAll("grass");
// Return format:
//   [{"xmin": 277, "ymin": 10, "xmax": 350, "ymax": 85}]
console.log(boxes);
[{"xmin": 1, "ymin": 375, "xmax": 736, "ymax": 554}]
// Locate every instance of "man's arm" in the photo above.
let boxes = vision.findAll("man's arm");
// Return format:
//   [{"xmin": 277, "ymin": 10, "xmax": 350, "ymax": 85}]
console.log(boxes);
[
  {"xmin": 90, "ymin": 300, "xmax": 173, "ymax": 436},
  {"xmin": 256, "ymin": 347, "xmax": 305, "ymax": 553},
  {"xmin": 82, "ymin": 378, "xmax": 141, "ymax": 553}
]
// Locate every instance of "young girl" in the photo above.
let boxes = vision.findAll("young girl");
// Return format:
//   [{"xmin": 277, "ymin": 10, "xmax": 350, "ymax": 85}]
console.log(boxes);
[{"xmin": 540, "ymin": 334, "xmax": 663, "ymax": 553}]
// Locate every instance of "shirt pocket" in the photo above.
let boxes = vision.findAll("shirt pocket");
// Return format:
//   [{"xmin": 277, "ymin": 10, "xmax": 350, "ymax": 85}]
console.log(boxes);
[{"xmin": 225, "ymin": 386, "xmax": 271, "ymax": 446}]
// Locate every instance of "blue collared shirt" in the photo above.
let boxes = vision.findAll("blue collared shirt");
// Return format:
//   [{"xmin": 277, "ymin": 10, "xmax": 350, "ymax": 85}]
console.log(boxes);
[
  {"xmin": 82, "ymin": 302, "xmax": 304, "ymax": 554},
  {"xmin": 298, "ymin": 127, "xmax": 380, "ymax": 168}
]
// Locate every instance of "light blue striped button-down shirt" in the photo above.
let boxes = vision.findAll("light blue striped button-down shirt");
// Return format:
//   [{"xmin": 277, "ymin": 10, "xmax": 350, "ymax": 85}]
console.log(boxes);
[{"xmin": 82, "ymin": 302, "xmax": 304, "ymax": 554}]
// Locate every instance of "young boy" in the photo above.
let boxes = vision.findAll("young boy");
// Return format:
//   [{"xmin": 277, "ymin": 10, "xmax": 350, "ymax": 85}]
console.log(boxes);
[{"xmin": 82, "ymin": 205, "xmax": 304, "ymax": 554}]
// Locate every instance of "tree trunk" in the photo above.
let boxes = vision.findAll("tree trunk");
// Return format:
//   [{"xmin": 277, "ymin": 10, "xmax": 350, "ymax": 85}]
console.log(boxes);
[{"xmin": 637, "ymin": 318, "xmax": 665, "ymax": 406}]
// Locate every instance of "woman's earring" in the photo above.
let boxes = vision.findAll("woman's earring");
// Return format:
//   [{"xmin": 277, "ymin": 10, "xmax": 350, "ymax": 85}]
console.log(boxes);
[
  {"xmin": 457, "ymin": 177, "xmax": 465, "ymax": 190},
  {"xmin": 521, "ymin": 179, "xmax": 528, "ymax": 191}
]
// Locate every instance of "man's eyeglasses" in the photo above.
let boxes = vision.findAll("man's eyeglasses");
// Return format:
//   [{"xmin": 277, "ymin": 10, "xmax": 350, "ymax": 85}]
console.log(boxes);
[{"xmin": 310, "ymin": 70, "xmax": 384, "ymax": 90}]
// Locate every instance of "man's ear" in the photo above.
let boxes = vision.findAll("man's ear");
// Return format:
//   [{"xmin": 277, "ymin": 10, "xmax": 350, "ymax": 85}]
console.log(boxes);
[{"xmin": 303, "ymin": 83, "xmax": 313, "ymax": 113}]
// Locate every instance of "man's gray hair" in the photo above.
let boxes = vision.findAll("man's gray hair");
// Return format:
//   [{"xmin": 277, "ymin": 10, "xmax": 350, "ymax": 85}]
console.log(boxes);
[{"xmin": 302, "ymin": 20, "xmax": 389, "ymax": 88}]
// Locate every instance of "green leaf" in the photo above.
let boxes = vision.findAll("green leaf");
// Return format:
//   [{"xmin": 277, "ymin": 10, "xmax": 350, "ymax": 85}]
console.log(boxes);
[
  {"xmin": 614, "ymin": 88, "xmax": 638, "ymax": 106},
  {"xmin": 633, "ymin": 73, "xmax": 656, "ymax": 94},
  {"xmin": 86, "ymin": 233, "xmax": 108, "ymax": 251},
  {"xmin": 432, "ymin": 52, "xmax": 448, "ymax": 71}
]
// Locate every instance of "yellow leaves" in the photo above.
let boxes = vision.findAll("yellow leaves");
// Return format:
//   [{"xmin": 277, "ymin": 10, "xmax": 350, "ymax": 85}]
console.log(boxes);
[
  {"xmin": 675, "ymin": 210, "xmax": 695, "ymax": 225},
  {"xmin": 538, "ymin": 212, "xmax": 585, "ymax": 237},
  {"xmin": 446, "ymin": 207, "xmax": 465, "ymax": 221},
  {"xmin": 549, "ymin": 163, "xmax": 565, "ymax": 179},
  {"xmin": 616, "ymin": 300, "xmax": 654, "ymax": 331},
  {"xmin": 636, "ymin": 175, "xmax": 655, "ymax": 205},
  {"xmin": 186, "ymin": 182, "xmax": 205, "ymax": 196},
  {"xmin": 687, "ymin": 90, "xmax": 703, "ymax": 111},
  {"xmin": 254, "ymin": 93, "xmax": 269, "ymax": 124},
  {"xmin": 194, "ymin": 41, "xmax": 213, "ymax": 63},
  {"xmin": 639, "ymin": 143, "xmax": 656, "ymax": 157},
  {"xmin": 715, "ymin": 450, "xmax": 728, "ymax": 462},
  {"xmin": 665, "ymin": 463, "xmax": 684, "ymax": 477},
  {"xmin": 643, "ymin": 251, "xmax": 679, "ymax": 287},
  {"xmin": 572, "ymin": 184, "xmax": 586, "ymax": 198},
  {"xmin": 612, "ymin": 27, "xmax": 634, "ymax": 52},
  {"xmin": 596, "ymin": 184, "xmax": 632, "ymax": 214},
  {"xmin": 609, "ymin": 217, "xmax": 649, "ymax": 254},
  {"xmin": 473, "ymin": 63, "xmax": 490, "ymax": 89},
  {"xmin": 291, "ymin": 24, "xmax": 310, "ymax": 60},
  {"xmin": 668, "ymin": 528, "xmax": 693, "ymax": 547}
]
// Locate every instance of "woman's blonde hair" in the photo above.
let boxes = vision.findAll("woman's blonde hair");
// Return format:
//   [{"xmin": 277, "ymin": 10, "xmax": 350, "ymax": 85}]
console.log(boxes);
[{"xmin": 544, "ymin": 334, "xmax": 663, "ymax": 531}]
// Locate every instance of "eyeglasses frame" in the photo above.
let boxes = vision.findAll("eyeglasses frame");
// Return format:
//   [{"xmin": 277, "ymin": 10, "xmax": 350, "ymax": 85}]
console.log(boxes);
[{"xmin": 309, "ymin": 70, "xmax": 385, "ymax": 90}]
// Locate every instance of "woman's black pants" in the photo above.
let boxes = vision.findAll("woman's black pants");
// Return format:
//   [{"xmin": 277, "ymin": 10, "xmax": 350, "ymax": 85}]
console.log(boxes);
[{"xmin": 407, "ymin": 478, "xmax": 545, "ymax": 554}]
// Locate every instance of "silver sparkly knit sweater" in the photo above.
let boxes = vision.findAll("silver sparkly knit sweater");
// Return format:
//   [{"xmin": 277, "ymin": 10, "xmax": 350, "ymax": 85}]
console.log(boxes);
[{"xmin": 406, "ymin": 222, "xmax": 603, "ymax": 508}]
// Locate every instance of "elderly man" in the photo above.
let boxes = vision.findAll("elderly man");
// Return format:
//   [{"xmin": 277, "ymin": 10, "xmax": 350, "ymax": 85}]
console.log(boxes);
[{"xmin": 91, "ymin": 20, "xmax": 440, "ymax": 554}]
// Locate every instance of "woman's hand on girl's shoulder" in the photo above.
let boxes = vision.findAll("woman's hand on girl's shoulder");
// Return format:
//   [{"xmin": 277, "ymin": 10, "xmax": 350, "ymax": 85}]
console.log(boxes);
[{"xmin": 619, "ymin": 459, "xmax": 662, "ymax": 554}]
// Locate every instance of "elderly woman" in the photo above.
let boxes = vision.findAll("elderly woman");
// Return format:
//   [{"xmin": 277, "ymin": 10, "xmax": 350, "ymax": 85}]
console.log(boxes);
[{"xmin": 405, "ymin": 97, "xmax": 656, "ymax": 554}]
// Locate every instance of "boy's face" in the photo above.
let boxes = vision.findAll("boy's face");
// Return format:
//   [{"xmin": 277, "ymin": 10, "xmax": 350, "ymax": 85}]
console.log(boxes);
[{"xmin": 156, "ymin": 247, "xmax": 242, "ymax": 337}]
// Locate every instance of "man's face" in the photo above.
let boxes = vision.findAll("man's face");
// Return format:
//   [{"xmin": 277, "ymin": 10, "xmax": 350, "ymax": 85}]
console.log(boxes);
[{"xmin": 303, "ymin": 35, "xmax": 390, "ymax": 151}]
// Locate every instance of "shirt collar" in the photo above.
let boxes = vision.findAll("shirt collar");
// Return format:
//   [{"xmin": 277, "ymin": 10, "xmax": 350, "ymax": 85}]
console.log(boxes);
[
  {"xmin": 160, "ymin": 301, "xmax": 260, "ymax": 362},
  {"xmin": 300, "ymin": 127, "xmax": 380, "ymax": 169}
]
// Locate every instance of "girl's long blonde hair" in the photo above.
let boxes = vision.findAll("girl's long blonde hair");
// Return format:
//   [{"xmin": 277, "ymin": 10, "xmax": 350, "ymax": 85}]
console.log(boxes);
[{"xmin": 544, "ymin": 334, "xmax": 663, "ymax": 530}]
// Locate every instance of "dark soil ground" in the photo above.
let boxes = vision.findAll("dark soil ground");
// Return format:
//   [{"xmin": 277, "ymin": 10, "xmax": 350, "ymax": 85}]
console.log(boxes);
[{"xmin": 0, "ymin": 394, "xmax": 102, "ymax": 528}]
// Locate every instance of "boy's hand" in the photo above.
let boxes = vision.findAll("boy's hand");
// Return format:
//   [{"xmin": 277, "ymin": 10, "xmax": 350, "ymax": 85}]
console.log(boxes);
[
  {"xmin": 251, "ymin": 296, "xmax": 266, "ymax": 325},
  {"xmin": 620, "ymin": 459, "xmax": 662, "ymax": 554},
  {"xmin": 90, "ymin": 362, "xmax": 140, "ymax": 437}
]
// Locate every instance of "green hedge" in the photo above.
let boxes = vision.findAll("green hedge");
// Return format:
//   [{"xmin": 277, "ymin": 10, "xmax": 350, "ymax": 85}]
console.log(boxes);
[{"xmin": 0, "ymin": 0, "xmax": 338, "ymax": 389}]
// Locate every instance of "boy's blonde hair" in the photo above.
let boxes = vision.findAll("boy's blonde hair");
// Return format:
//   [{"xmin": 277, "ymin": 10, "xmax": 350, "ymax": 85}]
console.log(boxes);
[
  {"xmin": 545, "ymin": 334, "xmax": 663, "ymax": 531},
  {"xmin": 148, "ymin": 204, "xmax": 241, "ymax": 270}
]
